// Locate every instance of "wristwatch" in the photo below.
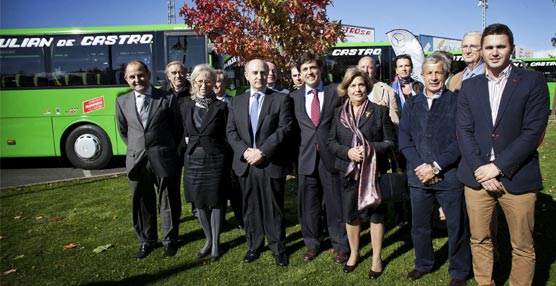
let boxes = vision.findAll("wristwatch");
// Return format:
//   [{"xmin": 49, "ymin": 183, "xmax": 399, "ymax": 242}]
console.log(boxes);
[{"xmin": 431, "ymin": 164, "xmax": 440, "ymax": 175}]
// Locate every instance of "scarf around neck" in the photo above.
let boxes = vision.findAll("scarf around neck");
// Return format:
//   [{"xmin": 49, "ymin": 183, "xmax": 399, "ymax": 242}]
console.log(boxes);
[
  {"xmin": 339, "ymin": 99, "xmax": 381, "ymax": 210},
  {"xmin": 193, "ymin": 94, "xmax": 216, "ymax": 109}
]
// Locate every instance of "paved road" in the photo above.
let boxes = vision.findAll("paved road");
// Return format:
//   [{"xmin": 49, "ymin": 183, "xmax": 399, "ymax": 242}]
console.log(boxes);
[{"xmin": 0, "ymin": 157, "xmax": 126, "ymax": 189}]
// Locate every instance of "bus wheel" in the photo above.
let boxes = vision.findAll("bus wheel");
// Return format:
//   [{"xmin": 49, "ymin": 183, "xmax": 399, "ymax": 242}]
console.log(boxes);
[{"xmin": 65, "ymin": 125, "xmax": 112, "ymax": 170}]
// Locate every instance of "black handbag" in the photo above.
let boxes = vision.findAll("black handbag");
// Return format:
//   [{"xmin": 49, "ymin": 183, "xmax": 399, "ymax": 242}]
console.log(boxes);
[{"xmin": 379, "ymin": 148, "xmax": 409, "ymax": 203}]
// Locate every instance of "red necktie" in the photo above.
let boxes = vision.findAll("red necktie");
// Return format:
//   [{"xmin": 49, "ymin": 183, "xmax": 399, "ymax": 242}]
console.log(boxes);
[{"xmin": 311, "ymin": 89, "xmax": 320, "ymax": 126}]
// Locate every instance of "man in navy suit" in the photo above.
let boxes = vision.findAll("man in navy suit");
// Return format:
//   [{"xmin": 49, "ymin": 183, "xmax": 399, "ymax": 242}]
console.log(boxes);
[
  {"xmin": 290, "ymin": 52, "xmax": 349, "ymax": 263},
  {"xmin": 457, "ymin": 23, "xmax": 550, "ymax": 286},
  {"xmin": 226, "ymin": 59, "xmax": 293, "ymax": 266}
]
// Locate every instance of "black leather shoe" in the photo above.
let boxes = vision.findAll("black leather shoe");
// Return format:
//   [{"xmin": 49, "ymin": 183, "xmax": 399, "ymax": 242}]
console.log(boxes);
[
  {"xmin": 243, "ymin": 249, "xmax": 260, "ymax": 263},
  {"xmin": 275, "ymin": 253, "xmax": 289, "ymax": 266},
  {"xmin": 136, "ymin": 243, "xmax": 154, "ymax": 260},
  {"xmin": 210, "ymin": 255, "xmax": 220, "ymax": 262},
  {"xmin": 163, "ymin": 243, "xmax": 178, "ymax": 257},
  {"xmin": 406, "ymin": 269, "xmax": 427, "ymax": 281},
  {"xmin": 449, "ymin": 278, "xmax": 467, "ymax": 286}
]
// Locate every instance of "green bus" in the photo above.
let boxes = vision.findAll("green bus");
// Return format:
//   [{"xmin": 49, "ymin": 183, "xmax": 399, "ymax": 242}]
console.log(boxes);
[
  {"xmin": 326, "ymin": 41, "xmax": 465, "ymax": 85},
  {"xmin": 512, "ymin": 58, "xmax": 556, "ymax": 112},
  {"xmin": 0, "ymin": 24, "xmax": 210, "ymax": 169}
]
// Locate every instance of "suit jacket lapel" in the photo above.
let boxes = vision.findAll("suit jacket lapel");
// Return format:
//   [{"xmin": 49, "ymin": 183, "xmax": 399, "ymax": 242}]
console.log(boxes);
[
  {"xmin": 239, "ymin": 91, "xmax": 251, "ymax": 140},
  {"xmin": 198, "ymin": 102, "xmax": 219, "ymax": 133},
  {"xmin": 358, "ymin": 102, "xmax": 373, "ymax": 128},
  {"xmin": 144, "ymin": 88, "xmax": 163, "ymax": 130},
  {"xmin": 321, "ymin": 85, "xmax": 336, "ymax": 122},
  {"xmin": 493, "ymin": 69, "xmax": 520, "ymax": 130},
  {"xmin": 256, "ymin": 89, "xmax": 274, "ymax": 133},
  {"xmin": 476, "ymin": 76, "xmax": 493, "ymax": 126},
  {"xmin": 298, "ymin": 86, "xmax": 312, "ymax": 124},
  {"xmin": 126, "ymin": 91, "xmax": 141, "ymax": 126}
]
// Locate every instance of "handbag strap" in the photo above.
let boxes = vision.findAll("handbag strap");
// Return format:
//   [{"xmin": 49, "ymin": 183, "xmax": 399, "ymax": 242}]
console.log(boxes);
[{"xmin": 388, "ymin": 146, "xmax": 402, "ymax": 171}]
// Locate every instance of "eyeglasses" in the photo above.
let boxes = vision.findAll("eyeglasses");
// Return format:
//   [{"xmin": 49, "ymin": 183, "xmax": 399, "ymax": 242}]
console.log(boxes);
[
  {"xmin": 461, "ymin": 45, "xmax": 480, "ymax": 51},
  {"xmin": 194, "ymin": 80, "xmax": 212, "ymax": 86}
]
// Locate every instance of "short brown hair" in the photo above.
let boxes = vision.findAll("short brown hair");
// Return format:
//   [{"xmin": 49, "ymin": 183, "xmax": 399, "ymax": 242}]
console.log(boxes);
[{"xmin": 337, "ymin": 67, "xmax": 373, "ymax": 97}]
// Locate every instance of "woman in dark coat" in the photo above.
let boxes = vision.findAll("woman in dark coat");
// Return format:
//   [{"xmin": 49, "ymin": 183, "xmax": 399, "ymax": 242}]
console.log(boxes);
[
  {"xmin": 328, "ymin": 68, "xmax": 396, "ymax": 278},
  {"xmin": 182, "ymin": 64, "xmax": 228, "ymax": 261}
]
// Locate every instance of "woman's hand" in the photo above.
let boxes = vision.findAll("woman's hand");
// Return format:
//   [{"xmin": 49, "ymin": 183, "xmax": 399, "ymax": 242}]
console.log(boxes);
[{"xmin": 348, "ymin": 145, "xmax": 365, "ymax": 162}]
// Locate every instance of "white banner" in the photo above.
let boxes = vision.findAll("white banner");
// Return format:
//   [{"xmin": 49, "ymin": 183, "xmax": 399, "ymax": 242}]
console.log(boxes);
[{"xmin": 386, "ymin": 29, "xmax": 425, "ymax": 83}]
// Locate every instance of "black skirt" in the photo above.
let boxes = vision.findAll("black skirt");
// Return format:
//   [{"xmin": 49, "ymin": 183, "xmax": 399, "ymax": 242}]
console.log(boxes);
[
  {"xmin": 341, "ymin": 176, "xmax": 386, "ymax": 224},
  {"xmin": 183, "ymin": 147, "xmax": 226, "ymax": 209}
]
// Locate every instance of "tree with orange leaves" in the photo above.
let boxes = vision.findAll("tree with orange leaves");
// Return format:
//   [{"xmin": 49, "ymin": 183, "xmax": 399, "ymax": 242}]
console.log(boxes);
[{"xmin": 180, "ymin": 0, "xmax": 344, "ymax": 84}]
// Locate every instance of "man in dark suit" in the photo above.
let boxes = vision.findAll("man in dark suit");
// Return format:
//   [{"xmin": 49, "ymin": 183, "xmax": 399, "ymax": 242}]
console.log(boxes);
[
  {"xmin": 162, "ymin": 61, "xmax": 196, "ymax": 217},
  {"xmin": 290, "ymin": 52, "xmax": 349, "ymax": 263},
  {"xmin": 457, "ymin": 23, "xmax": 550, "ymax": 286},
  {"xmin": 116, "ymin": 60, "xmax": 182, "ymax": 259},
  {"xmin": 226, "ymin": 59, "xmax": 294, "ymax": 267},
  {"xmin": 399, "ymin": 54, "xmax": 471, "ymax": 285},
  {"xmin": 265, "ymin": 60, "xmax": 289, "ymax": 94}
]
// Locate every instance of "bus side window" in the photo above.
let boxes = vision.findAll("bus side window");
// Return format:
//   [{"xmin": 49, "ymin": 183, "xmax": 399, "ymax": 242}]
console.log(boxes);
[
  {"xmin": 2, "ymin": 76, "xmax": 16, "ymax": 88},
  {"xmin": 65, "ymin": 73, "xmax": 84, "ymax": 86},
  {"xmin": 0, "ymin": 42, "xmax": 45, "ymax": 89},
  {"xmin": 34, "ymin": 74, "xmax": 48, "ymax": 87},
  {"xmin": 16, "ymin": 74, "xmax": 34, "ymax": 87}
]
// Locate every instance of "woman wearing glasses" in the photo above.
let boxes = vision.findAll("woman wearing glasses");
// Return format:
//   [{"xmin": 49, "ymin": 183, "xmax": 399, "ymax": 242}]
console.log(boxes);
[{"xmin": 181, "ymin": 64, "xmax": 229, "ymax": 262}]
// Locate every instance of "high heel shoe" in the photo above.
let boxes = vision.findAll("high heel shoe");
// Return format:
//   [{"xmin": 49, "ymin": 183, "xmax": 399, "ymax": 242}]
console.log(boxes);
[
  {"xmin": 343, "ymin": 263, "xmax": 357, "ymax": 273},
  {"xmin": 368, "ymin": 260, "xmax": 383, "ymax": 279},
  {"xmin": 368, "ymin": 269, "xmax": 383, "ymax": 279},
  {"xmin": 197, "ymin": 241, "xmax": 211, "ymax": 258},
  {"xmin": 342, "ymin": 255, "xmax": 359, "ymax": 273}
]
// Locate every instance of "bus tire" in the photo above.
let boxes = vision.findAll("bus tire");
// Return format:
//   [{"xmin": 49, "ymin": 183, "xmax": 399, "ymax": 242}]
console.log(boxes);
[{"xmin": 65, "ymin": 125, "xmax": 112, "ymax": 170}]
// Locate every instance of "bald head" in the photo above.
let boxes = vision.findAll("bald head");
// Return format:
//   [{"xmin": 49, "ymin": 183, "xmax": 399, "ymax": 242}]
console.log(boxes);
[
  {"xmin": 357, "ymin": 56, "xmax": 377, "ymax": 80},
  {"xmin": 244, "ymin": 59, "xmax": 269, "ymax": 91}
]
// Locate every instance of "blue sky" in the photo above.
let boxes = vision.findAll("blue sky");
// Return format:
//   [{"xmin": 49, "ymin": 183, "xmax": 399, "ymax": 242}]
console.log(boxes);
[{"xmin": 1, "ymin": 0, "xmax": 555, "ymax": 53}]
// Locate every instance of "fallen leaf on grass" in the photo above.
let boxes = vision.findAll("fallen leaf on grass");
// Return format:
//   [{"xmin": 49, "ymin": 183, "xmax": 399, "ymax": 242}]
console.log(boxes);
[
  {"xmin": 14, "ymin": 216, "xmax": 21, "ymax": 219},
  {"xmin": 0, "ymin": 235, "xmax": 4, "ymax": 240},
  {"xmin": 54, "ymin": 217, "xmax": 63, "ymax": 222},
  {"xmin": 13, "ymin": 255, "xmax": 24, "ymax": 260},
  {"xmin": 64, "ymin": 243, "xmax": 79, "ymax": 250},
  {"xmin": 3, "ymin": 269, "xmax": 16, "ymax": 275},
  {"xmin": 36, "ymin": 216, "xmax": 43, "ymax": 220},
  {"xmin": 93, "ymin": 244, "xmax": 112, "ymax": 254}
]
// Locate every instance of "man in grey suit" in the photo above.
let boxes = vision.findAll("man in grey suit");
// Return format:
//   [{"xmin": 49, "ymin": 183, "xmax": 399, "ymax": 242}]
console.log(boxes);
[
  {"xmin": 290, "ymin": 52, "xmax": 349, "ymax": 263},
  {"xmin": 116, "ymin": 60, "xmax": 182, "ymax": 260},
  {"xmin": 226, "ymin": 59, "xmax": 294, "ymax": 267}
]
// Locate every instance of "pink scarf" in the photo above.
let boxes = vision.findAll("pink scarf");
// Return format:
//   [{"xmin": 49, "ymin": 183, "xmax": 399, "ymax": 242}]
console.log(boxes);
[{"xmin": 339, "ymin": 99, "xmax": 381, "ymax": 210}]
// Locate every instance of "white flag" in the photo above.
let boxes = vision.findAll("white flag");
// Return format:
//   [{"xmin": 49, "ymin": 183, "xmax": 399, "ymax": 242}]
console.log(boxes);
[{"xmin": 386, "ymin": 29, "xmax": 425, "ymax": 84}]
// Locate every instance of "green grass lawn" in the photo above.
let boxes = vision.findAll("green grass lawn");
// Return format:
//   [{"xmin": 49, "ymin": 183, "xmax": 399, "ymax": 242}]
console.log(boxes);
[{"xmin": 1, "ymin": 118, "xmax": 555, "ymax": 286}]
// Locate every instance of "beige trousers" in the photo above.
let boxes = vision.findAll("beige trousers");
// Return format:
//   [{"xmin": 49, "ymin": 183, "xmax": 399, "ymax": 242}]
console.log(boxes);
[{"xmin": 464, "ymin": 186, "xmax": 536, "ymax": 286}]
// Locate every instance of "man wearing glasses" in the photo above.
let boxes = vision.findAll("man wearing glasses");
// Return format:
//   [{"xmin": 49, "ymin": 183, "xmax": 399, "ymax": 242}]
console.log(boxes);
[{"xmin": 448, "ymin": 32, "xmax": 485, "ymax": 93}]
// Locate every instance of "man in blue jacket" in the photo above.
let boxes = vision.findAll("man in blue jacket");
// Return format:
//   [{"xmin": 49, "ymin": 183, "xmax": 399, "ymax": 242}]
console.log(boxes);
[
  {"xmin": 457, "ymin": 23, "xmax": 549, "ymax": 286},
  {"xmin": 399, "ymin": 54, "xmax": 471, "ymax": 286}
]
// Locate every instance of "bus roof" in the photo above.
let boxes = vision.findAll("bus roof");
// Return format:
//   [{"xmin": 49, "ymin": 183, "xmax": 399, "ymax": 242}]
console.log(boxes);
[
  {"xmin": 333, "ymin": 41, "xmax": 391, "ymax": 47},
  {"xmin": 0, "ymin": 24, "xmax": 193, "ymax": 36},
  {"xmin": 516, "ymin": 58, "xmax": 556, "ymax": 61}
]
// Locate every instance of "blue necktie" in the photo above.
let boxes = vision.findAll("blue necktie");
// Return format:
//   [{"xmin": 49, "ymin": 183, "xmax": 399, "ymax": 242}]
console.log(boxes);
[{"xmin": 250, "ymin": 92, "xmax": 261, "ymax": 147}]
